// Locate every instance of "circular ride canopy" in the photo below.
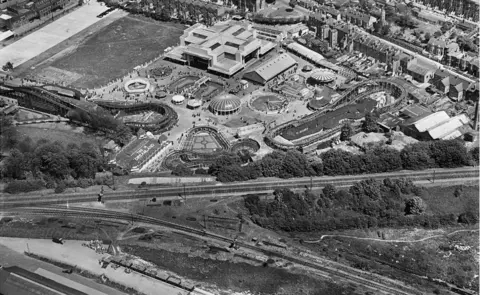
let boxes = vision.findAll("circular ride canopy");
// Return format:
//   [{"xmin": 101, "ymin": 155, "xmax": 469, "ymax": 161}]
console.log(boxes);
[
  {"xmin": 310, "ymin": 69, "xmax": 336, "ymax": 83},
  {"xmin": 209, "ymin": 93, "xmax": 241, "ymax": 115},
  {"xmin": 302, "ymin": 65, "xmax": 313, "ymax": 72},
  {"xmin": 172, "ymin": 95, "xmax": 185, "ymax": 104}
]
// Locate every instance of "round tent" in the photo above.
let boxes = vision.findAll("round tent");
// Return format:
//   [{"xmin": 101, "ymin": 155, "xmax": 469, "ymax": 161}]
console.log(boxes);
[
  {"xmin": 302, "ymin": 65, "xmax": 313, "ymax": 72},
  {"xmin": 310, "ymin": 69, "xmax": 336, "ymax": 83},
  {"xmin": 172, "ymin": 95, "xmax": 185, "ymax": 104},
  {"xmin": 209, "ymin": 93, "xmax": 241, "ymax": 115},
  {"xmin": 155, "ymin": 91, "xmax": 167, "ymax": 99},
  {"xmin": 187, "ymin": 99, "xmax": 202, "ymax": 109}
]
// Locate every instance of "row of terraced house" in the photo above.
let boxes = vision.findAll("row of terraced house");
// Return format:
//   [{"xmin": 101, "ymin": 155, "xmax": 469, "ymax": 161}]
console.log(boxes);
[{"xmin": 0, "ymin": 0, "xmax": 68, "ymax": 30}]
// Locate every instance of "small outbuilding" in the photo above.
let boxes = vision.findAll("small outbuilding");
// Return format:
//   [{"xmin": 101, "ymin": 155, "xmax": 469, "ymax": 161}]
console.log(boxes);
[{"xmin": 171, "ymin": 95, "xmax": 185, "ymax": 104}]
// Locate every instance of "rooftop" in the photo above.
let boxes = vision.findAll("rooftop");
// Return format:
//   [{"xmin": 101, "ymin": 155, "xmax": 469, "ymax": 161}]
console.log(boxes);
[
  {"xmin": 412, "ymin": 111, "xmax": 450, "ymax": 132},
  {"xmin": 115, "ymin": 138, "xmax": 162, "ymax": 170},
  {"xmin": 0, "ymin": 266, "xmax": 88, "ymax": 295}
]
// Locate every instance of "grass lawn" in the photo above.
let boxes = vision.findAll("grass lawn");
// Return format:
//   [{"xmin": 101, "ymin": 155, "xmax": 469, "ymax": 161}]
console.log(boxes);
[
  {"xmin": 421, "ymin": 185, "xmax": 479, "ymax": 216},
  {"xmin": 51, "ymin": 15, "xmax": 185, "ymax": 89},
  {"xmin": 16, "ymin": 123, "xmax": 103, "ymax": 147}
]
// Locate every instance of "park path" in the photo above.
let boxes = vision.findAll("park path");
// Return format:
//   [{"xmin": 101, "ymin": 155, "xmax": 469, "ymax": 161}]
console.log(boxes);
[{"xmin": 304, "ymin": 229, "xmax": 479, "ymax": 244}]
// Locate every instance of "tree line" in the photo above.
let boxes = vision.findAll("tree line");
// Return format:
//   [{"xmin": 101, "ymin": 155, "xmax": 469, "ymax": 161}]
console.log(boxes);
[
  {"xmin": 1, "ymin": 115, "xmax": 107, "ymax": 194},
  {"xmin": 199, "ymin": 140, "xmax": 476, "ymax": 182},
  {"xmin": 67, "ymin": 107, "xmax": 132, "ymax": 146},
  {"xmin": 243, "ymin": 178, "xmax": 478, "ymax": 233}
]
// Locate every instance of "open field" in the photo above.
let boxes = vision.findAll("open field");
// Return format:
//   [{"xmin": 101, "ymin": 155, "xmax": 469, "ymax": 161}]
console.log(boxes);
[
  {"xmin": 421, "ymin": 185, "xmax": 479, "ymax": 215},
  {"xmin": 0, "ymin": 1, "xmax": 110, "ymax": 68},
  {"xmin": 16, "ymin": 123, "xmax": 102, "ymax": 147},
  {"xmin": 50, "ymin": 15, "xmax": 185, "ymax": 88}
]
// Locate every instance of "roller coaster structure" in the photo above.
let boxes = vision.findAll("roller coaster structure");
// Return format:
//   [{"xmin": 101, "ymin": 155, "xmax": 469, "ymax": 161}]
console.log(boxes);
[
  {"xmin": 0, "ymin": 83, "xmax": 178, "ymax": 134},
  {"xmin": 265, "ymin": 78, "xmax": 410, "ymax": 151}
]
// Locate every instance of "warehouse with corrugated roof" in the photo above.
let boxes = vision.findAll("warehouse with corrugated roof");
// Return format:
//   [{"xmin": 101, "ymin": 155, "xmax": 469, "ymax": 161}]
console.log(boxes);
[{"xmin": 242, "ymin": 53, "xmax": 298, "ymax": 85}]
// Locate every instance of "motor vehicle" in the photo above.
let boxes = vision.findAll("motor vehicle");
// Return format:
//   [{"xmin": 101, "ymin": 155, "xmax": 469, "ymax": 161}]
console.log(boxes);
[{"xmin": 52, "ymin": 237, "xmax": 64, "ymax": 244}]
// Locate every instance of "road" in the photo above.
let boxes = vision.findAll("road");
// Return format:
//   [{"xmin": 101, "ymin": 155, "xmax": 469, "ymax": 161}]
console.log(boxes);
[
  {"xmin": 304, "ymin": 229, "xmax": 480, "ymax": 244},
  {"xmin": 0, "ymin": 167, "xmax": 477, "ymax": 208}
]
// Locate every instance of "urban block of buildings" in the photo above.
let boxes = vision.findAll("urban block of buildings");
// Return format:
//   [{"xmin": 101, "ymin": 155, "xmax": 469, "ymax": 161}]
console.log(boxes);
[
  {"xmin": 164, "ymin": 22, "xmax": 276, "ymax": 77},
  {"xmin": 0, "ymin": 0, "xmax": 68, "ymax": 32}
]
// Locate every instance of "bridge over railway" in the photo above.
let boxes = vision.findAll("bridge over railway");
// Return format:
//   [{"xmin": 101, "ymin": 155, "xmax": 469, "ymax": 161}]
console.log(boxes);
[
  {"xmin": 265, "ymin": 78, "xmax": 410, "ymax": 151},
  {"xmin": 0, "ymin": 83, "xmax": 179, "ymax": 134}
]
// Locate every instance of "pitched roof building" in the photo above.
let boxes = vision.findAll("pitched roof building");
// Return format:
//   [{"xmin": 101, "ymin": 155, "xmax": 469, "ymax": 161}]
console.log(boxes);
[{"xmin": 243, "ymin": 53, "xmax": 297, "ymax": 85}]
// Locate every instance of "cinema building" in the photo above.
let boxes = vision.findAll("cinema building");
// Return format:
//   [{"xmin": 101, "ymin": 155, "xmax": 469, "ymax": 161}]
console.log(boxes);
[{"xmin": 164, "ymin": 23, "xmax": 276, "ymax": 77}]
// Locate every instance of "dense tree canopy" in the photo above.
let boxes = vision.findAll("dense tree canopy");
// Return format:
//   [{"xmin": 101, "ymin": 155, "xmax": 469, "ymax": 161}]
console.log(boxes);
[
  {"xmin": 244, "ymin": 178, "xmax": 475, "ymax": 233},
  {"xmin": 2, "ymin": 138, "xmax": 105, "ymax": 193},
  {"xmin": 211, "ymin": 140, "xmax": 472, "ymax": 182}
]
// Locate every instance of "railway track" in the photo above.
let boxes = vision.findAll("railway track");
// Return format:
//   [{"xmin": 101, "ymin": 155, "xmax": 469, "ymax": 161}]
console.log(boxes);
[
  {"xmin": 0, "ymin": 167, "xmax": 478, "ymax": 208},
  {"xmin": 3, "ymin": 206, "xmax": 420, "ymax": 295}
]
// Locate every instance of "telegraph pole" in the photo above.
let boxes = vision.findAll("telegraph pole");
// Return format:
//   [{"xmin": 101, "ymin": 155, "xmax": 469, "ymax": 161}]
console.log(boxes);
[{"xmin": 183, "ymin": 184, "xmax": 187, "ymax": 203}]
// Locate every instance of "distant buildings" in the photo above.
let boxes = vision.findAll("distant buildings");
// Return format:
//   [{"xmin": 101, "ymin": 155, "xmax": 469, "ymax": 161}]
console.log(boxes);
[
  {"xmin": 414, "ymin": 0, "xmax": 479, "ymax": 22},
  {"xmin": 431, "ymin": 68, "xmax": 477, "ymax": 101},
  {"xmin": 164, "ymin": 23, "xmax": 276, "ymax": 77},
  {"xmin": 0, "ymin": 0, "xmax": 68, "ymax": 30}
]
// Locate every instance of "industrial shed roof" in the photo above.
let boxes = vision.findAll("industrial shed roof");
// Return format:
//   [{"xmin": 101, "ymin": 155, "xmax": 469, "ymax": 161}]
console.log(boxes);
[
  {"xmin": 243, "ymin": 53, "xmax": 297, "ymax": 85},
  {"xmin": 427, "ymin": 114, "xmax": 469, "ymax": 140},
  {"xmin": 413, "ymin": 111, "xmax": 450, "ymax": 132}
]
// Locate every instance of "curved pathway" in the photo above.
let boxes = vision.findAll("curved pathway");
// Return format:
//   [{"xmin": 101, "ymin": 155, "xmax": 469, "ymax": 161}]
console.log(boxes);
[{"xmin": 304, "ymin": 229, "xmax": 479, "ymax": 244}]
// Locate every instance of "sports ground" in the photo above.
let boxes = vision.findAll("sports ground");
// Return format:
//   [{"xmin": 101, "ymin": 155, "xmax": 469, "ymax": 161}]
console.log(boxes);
[{"xmin": 0, "ymin": 1, "xmax": 110, "ymax": 68}]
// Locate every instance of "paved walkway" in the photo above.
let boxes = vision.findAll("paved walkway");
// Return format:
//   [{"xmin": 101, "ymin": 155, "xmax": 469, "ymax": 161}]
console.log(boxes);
[{"xmin": 0, "ymin": 0, "xmax": 113, "ymax": 68}]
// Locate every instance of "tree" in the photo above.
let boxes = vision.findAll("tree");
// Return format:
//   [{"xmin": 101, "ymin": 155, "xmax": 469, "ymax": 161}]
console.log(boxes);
[
  {"xmin": 471, "ymin": 147, "xmax": 479, "ymax": 164},
  {"xmin": 457, "ymin": 35, "xmax": 476, "ymax": 52},
  {"xmin": 362, "ymin": 113, "xmax": 378, "ymax": 133},
  {"xmin": 322, "ymin": 184, "xmax": 336, "ymax": 199},
  {"xmin": 428, "ymin": 140, "xmax": 470, "ymax": 168},
  {"xmin": 380, "ymin": 24, "xmax": 391, "ymax": 36},
  {"xmin": 208, "ymin": 153, "xmax": 241, "ymax": 176},
  {"xmin": 289, "ymin": 0, "xmax": 297, "ymax": 9},
  {"xmin": 405, "ymin": 196, "xmax": 427, "ymax": 215},
  {"xmin": 433, "ymin": 31, "xmax": 442, "ymax": 38},
  {"xmin": 2, "ymin": 61, "xmax": 13, "ymax": 72},
  {"xmin": 340, "ymin": 123, "xmax": 353, "ymax": 141},
  {"xmin": 33, "ymin": 143, "xmax": 70, "ymax": 179},
  {"xmin": 171, "ymin": 163, "xmax": 193, "ymax": 176},
  {"xmin": 424, "ymin": 32, "xmax": 431, "ymax": 43},
  {"xmin": 458, "ymin": 211, "xmax": 479, "ymax": 224},
  {"xmin": 401, "ymin": 142, "xmax": 435, "ymax": 170},
  {"xmin": 2, "ymin": 149, "xmax": 30, "ymax": 179},
  {"xmin": 112, "ymin": 124, "xmax": 133, "ymax": 146}
]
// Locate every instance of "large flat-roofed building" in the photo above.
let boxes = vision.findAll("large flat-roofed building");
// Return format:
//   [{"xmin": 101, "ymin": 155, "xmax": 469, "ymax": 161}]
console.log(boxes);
[{"xmin": 164, "ymin": 23, "xmax": 276, "ymax": 77}]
